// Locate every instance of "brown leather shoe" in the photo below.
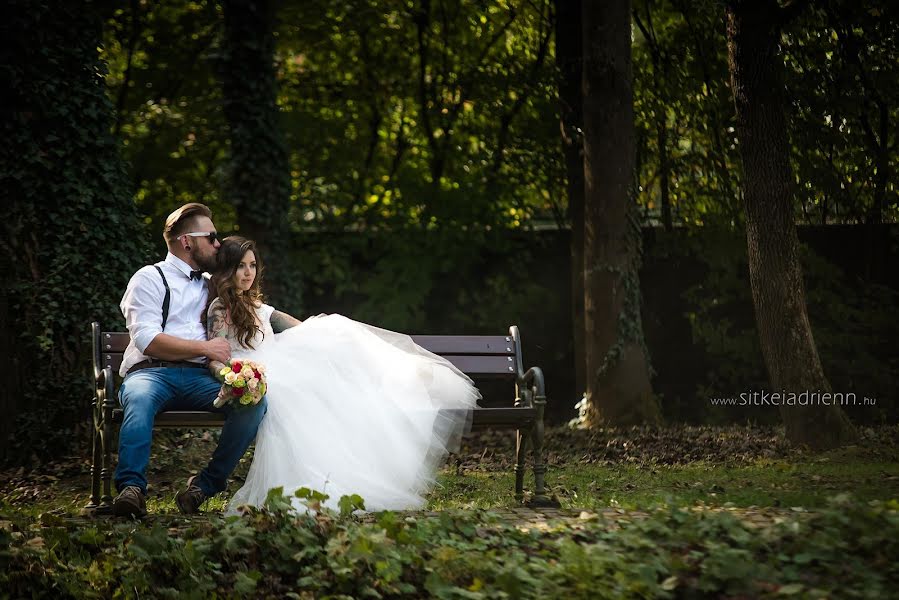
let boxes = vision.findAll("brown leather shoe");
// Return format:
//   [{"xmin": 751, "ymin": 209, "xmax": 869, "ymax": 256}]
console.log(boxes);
[
  {"xmin": 175, "ymin": 476, "xmax": 208, "ymax": 514},
  {"xmin": 112, "ymin": 485, "xmax": 147, "ymax": 517}
]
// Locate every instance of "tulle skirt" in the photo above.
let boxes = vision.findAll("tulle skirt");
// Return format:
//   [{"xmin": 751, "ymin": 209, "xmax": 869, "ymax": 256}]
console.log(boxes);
[{"xmin": 227, "ymin": 314, "xmax": 480, "ymax": 513}]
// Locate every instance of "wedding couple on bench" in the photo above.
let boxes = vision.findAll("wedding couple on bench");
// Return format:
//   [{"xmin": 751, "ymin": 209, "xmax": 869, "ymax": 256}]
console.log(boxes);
[{"xmin": 113, "ymin": 202, "xmax": 480, "ymax": 517}]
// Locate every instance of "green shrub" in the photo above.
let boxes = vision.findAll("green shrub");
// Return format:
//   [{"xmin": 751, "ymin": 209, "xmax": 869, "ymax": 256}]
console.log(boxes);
[
  {"xmin": 1, "ymin": 0, "xmax": 149, "ymax": 462},
  {"xmin": 3, "ymin": 490, "xmax": 897, "ymax": 598}
]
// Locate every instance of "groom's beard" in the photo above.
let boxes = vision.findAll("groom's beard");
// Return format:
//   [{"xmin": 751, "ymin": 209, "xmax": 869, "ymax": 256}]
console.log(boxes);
[{"xmin": 193, "ymin": 251, "xmax": 217, "ymax": 273}]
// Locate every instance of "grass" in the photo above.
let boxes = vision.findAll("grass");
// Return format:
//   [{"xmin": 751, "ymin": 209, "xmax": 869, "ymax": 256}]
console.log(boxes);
[
  {"xmin": 2, "ymin": 426, "xmax": 898, "ymax": 518},
  {"xmin": 432, "ymin": 447, "xmax": 899, "ymax": 510}
]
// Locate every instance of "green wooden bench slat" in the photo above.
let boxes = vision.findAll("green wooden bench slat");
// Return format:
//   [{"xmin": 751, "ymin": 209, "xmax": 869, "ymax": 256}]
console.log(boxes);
[
  {"xmin": 112, "ymin": 409, "xmax": 225, "ymax": 426},
  {"xmin": 409, "ymin": 335, "xmax": 516, "ymax": 355},
  {"xmin": 454, "ymin": 407, "xmax": 536, "ymax": 428},
  {"xmin": 443, "ymin": 355, "xmax": 518, "ymax": 376},
  {"xmin": 100, "ymin": 332, "xmax": 516, "ymax": 356},
  {"xmin": 102, "ymin": 352, "xmax": 518, "ymax": 378},
  {"xmin": 112, "ymin": 407, "xmax": 536, "ymax": 429},
  {"xmin": 99, "ymin": 332, "xmax": 130, "ymax": 352}
]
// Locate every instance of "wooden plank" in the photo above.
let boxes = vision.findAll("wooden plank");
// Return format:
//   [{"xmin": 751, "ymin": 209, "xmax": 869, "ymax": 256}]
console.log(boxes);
[
  {"xmin": 100, "ymin": 332, "xmax": 130, "ymax": 352},
  {"xmin": 102, "ymin": 353, "xmax": 124, "ymax": 372},
  {"xmin": 113, "ymin": 407, "xmax": 534, "ymax": 428},
  {"xmin": 104, "ymin": 353, "xmax": 517, "ymax": 378},
  {"xmin": 443, "ymin": 355, "xmax": 518, "ymax": 377},
  {"xmin": 410, "ymin": 335, "xmax": 515, "ymax": 355},
  {"xmin": 112, "ymin": 409, "xmax": 225, "ymax": 426},
  {"xmin": 469, "ymin": 407, "xmax": 536, "ymax": 428},
  {"xmin": 103, "ymin": 333, "xmax": 517, "ymax": 356}
]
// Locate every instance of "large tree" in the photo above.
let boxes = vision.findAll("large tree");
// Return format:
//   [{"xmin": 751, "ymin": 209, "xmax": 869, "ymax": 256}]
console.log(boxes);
[
  {"xmin": 220, "ymin": 0, "xmax": 293, "ymax": 305},
  {"xmin": 726, "ymin": 0, "xmax": 856, "ymax": 448},
  {"xmin": 581, "ymin": 0, "xmax": 661, "ymax": 426},
  {"xmin": 555, "ymin": 0, "xmax": 586, "ymax": 399}
]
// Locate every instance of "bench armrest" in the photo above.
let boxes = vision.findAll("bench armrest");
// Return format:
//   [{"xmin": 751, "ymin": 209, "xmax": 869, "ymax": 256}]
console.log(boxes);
[
  {"xmin": 517, "ymin": 366, "xmax": 546, "ymax": 408},
  {"xmin": 519, "ymin": 366, "xmax": 545, "ymax": 397}
]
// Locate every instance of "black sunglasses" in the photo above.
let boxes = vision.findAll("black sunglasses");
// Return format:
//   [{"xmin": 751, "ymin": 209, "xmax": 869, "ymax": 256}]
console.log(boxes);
[{"xmin": 180, "ymin": 231, "xmax": 219, "ymax": 244}]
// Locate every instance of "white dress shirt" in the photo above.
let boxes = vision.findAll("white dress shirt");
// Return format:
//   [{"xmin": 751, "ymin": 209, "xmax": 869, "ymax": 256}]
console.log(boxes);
[{"xmin": 119, "ymin": 253, "xmax": 210, "ymax": 376}]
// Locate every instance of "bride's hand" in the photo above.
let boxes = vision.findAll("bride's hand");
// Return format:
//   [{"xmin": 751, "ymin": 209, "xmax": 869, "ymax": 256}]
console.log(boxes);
[{"xmin": 214, "ymin": 384, "xmax": 229, "ymax": 408}]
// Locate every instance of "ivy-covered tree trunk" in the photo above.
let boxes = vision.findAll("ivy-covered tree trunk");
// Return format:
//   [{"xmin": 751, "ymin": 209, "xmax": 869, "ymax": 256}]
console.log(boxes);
[
  {"xmin": 1, "ymin": 0, "xmax": 147, "ymax": 460},
  {"xmin": 555, "ymin": 0, "xmax": 586, "ymax": 400},
  {"xmin": 581, "ymin": 0, "xmax": 661, "ymax": 426},
  {"xmin": 220, "ymin": 0, "xmax": 294, "ymax": 307},
  {"xmin": 726, "ymin": 0, "xmax": 856, "ymax": 449}
]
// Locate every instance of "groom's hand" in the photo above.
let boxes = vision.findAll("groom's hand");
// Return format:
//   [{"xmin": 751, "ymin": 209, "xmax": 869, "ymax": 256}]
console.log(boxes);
[{"xmin": 204, "ymin": 338, "xmax": 231, "ymax": 364}]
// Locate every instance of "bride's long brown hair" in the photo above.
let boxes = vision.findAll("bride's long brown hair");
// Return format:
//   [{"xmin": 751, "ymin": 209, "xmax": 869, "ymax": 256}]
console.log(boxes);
[{"xmin": 208, "ymin": 236, "xmax": 266, "ymax": 349}]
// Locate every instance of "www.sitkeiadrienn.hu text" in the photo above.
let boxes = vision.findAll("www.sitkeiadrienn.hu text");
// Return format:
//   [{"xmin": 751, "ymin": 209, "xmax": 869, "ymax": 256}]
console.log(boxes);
[{"xmin": 710, "ymin": 390, "xmax": 875, "ymax": 406}]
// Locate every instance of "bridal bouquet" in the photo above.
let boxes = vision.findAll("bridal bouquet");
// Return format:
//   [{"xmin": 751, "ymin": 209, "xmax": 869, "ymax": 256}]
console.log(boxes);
[{"xmin": 214, "ymin": 359, "xmax": 267, "ymax": 408}]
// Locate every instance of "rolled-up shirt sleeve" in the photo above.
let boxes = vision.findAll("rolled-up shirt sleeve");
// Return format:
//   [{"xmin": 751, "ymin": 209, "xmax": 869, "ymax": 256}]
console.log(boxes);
[{"xmin": 121, "ymin": 267, "xmax": 166, "ymax": 354}]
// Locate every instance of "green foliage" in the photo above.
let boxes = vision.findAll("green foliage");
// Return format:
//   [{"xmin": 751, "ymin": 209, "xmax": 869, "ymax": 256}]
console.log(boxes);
[
  {"xmin": 680, "ymin": 228, "xmax": 768, "ymax": 422},
  {"xmin": 103, "ymin": 0, "xmax": 562, "ymax": 236},
  {"xmin": 802, "ymin": 247, "xmax": 899, "ymax": 422},
  {"xmin": 292, "ymin": 229, "xmax": 565, "ymax": 335},
  {"xmin": 2, "ymin": 489, "xmax": 898, "ymax": 597},
  {"xmin": 632, "ymin": 0, "xmax": 897, "ymax": 226},
  {"xmin": 95, "ymin": 0, "xmax": 898, "ymax": 243},
  {"xmin": 681, "ymin": 228, "xmax": 898, "ymax": 423},
  {"xmin": 101, "ymin": 0, "xmax": 227, "ymax": 242},
  {"xmin": 1, "ymin": 0, "xmax": 149, "ymax": 460},
  {"xmin": 102, "ymin": 0, "xmax": 896, "ymax": 234},
  {"xmin": 784, "ymin": 1, "xmax": 899, "ymax": 224},
  {"xmin": 633, "ymin": 0, "xmax": 744, "ymax": 227}
]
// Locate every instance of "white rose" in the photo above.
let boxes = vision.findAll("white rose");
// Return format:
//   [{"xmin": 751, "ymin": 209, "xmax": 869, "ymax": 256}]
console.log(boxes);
[
  {"xmin": 224, "ymin": 371, "xmax": 238, "ymax": 384},
  {"xmin": 247, "ymin": 378, "xmax": 258, "ymax": 390},
  {"xmin": 241, "ymin": 366, "xmax": 254, "ymax": 379}
]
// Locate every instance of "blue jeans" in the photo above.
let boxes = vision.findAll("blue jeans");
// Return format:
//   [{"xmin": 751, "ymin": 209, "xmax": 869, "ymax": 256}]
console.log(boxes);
[{"xmin": 115, "ymin": 367, "xmax": 267, "ymax": 497}]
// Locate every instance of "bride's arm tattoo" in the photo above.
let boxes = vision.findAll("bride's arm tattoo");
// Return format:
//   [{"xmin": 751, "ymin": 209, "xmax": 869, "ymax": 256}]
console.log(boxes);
[
  {"xmin": 208, "ymin": 303, "xmax": 229, "ymax": 380},
  {"xmin": 270, "ymin": 310, "xmax": 302, "ymax": 333}
]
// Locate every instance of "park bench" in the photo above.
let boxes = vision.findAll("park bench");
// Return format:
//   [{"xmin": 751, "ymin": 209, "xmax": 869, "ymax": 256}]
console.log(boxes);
[{"xmin": 86, "ymin": 322, "xmax": 555, "ymax": 513}]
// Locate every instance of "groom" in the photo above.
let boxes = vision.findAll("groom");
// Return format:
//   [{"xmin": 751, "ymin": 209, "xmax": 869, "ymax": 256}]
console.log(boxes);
[{"xmin": 113, "ymin": 202, "xmax": 267, "ymax": 516}]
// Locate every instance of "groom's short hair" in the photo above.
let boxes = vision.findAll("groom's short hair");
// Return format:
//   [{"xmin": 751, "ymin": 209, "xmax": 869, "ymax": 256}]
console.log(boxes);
[{"xmin": 163, "ymin": 203, "xmax": 213, "ymax": 245}]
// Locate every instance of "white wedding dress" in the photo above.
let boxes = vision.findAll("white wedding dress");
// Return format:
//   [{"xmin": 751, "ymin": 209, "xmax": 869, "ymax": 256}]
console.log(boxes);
[{"xmin": 212, "ymin": 300, "xmax": 480, "ymax": 513}]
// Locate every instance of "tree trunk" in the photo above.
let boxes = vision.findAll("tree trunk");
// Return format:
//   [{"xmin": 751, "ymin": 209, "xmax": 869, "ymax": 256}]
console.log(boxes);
[
  {"xmin": 220, "ymin": 0, "xmax": 294, "ymax": 307},
  {"xmin": 582, "ymin": 0, "xmax": 660, "ymax": 426},
  {"xmin": 0, "ymin": 253, "xmax": 12, "ymax": 458},
  {"xmin": 554, "ymin": 0, "xmax": 586, "ymax": 400},
  {"xmin": 726, "ymin": 0, "xmax": 855, "ymax": 449}
]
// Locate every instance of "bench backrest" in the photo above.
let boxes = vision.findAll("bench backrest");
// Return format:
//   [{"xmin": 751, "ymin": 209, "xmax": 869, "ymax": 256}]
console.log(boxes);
[{"xmin": 92, "ymin": 323, "xmax": 525, "ymax": 385}]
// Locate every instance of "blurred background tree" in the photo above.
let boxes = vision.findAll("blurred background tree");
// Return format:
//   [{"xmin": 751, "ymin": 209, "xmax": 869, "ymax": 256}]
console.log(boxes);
[{"xmin": 3, "ymin": 0, "xmax": 896, "ymax": 459}]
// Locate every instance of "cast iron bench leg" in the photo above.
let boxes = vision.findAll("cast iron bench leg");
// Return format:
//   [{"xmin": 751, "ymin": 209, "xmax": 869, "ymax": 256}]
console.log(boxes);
[
  {"xmin": 514, "ymin": 428, "xmax": 527, "ymax": 502},
  {"xmin": 528, "ymin": 391, "xmax": 557, "ymax": 507},
  {"xmin": 85, "ymin": 397, "xmax": 102, "ymax": 511},
  {"xmin": 99, "ymin": 394, "xmax": 116, "ymax": 510}
]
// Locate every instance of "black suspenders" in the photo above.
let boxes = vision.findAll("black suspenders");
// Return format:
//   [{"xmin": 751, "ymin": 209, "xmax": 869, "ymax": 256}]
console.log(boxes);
[{"xmin": 153, "ymin": 265, "xmax": 171, "ymax": 330}]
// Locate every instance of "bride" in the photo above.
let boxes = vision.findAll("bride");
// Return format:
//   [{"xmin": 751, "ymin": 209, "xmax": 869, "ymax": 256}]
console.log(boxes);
[{"xmin": 205, "ymin": 236, "xmax": 480, "ymax": 513}]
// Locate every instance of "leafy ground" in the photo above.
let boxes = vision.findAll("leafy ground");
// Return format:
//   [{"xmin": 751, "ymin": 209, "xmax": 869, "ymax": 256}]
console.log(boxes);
[{"xmin": 2, "ymin": 425, "xmax": 898, "ymax": 598}]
